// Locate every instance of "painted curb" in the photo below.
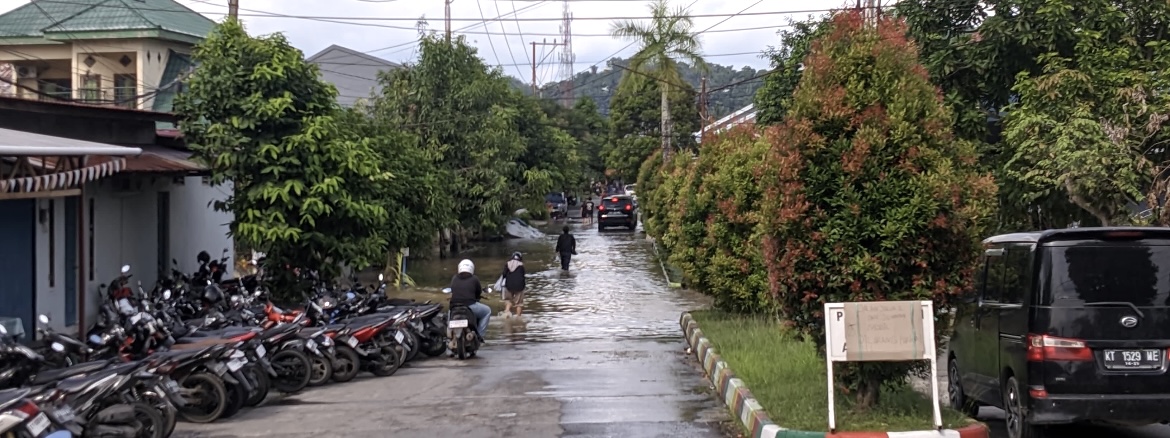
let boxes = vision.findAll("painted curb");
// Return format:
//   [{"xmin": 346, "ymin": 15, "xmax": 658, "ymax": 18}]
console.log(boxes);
[{"xmin": 679, "ymin": 312, "xmax": 989, "ymax": 438}]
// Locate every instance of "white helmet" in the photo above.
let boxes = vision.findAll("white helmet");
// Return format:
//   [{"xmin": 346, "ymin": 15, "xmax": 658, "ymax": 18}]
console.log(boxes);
[{"xmin": 457, "ymin": 259, "xmax": 475, "ymax": 274}]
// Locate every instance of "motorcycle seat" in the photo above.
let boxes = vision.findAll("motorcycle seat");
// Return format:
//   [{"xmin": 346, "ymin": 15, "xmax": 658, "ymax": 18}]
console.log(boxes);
[
  {"xmin": 30, "ymin": 360, "xmax": 112, "ymax": 385},
  {"xmin": 55, "ymin": 367, "xmax": 121, "ymax": 394},
  {"xmin": 179, "ymin": 327, "xmax": 255, "ymax": 341},
  {"xmin": 324, "ymin": 323, "xmax": 350, "ymax": 331},
  {"xmin": 0, "ymin": 388, "xmax": 30, "ymax": 411}
]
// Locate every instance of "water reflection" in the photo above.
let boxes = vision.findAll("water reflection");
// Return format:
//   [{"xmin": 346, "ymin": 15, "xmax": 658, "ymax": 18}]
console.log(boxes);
[{"xmin": 391, "ymin": 216, "xmax": 712, "ymax": 344}]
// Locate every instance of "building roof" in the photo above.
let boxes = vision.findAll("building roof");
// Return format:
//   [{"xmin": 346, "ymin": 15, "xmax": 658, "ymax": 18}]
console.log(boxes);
[
  {"xmin": 0, "ymin": 127, "xmax": 142, "ymax": 155},
  {"xmin": 0, "ymin": 0, "xmax": 214, "ymax": 45},
  {"xmin": 695, "ymin": 104, "xmax": 757, "ymax": 143},
  {"xmin": 305, "ymin": 44, "xmax": 401, "ymax": 107}
]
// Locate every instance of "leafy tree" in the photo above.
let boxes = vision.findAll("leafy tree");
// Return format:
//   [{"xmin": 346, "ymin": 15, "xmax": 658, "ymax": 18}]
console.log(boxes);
[
  {"xmin": 634, "ymin": 151, "xmax": 667, "ymax": 237},
  {"xmin": 605, "ymin": 71, "xmax": 699, "ymax": 180},
  {"xmin": 611, "ymin": 0, "xmax": 706, "ymax": 161},
  {"xmin": 371, "ymin": 35, "xmax": 526, "ymax": 232},
  {"xmin": 1001, "ymin": 0, "xmax": 1170, "ymax": 226},
  {"xmin": 757, "ymin": 11, "xmax": 996, "ymax": 407},
  {"xmin": 754, "ymin": 15, "xmax": 830, "ymax": 126},
  {"xmin": 566, "ymin": 98, "xmax": 609, "ymax": 177},
  {"xmin": 508, "ymin": 93, "xmax": 585, "ymax": 210},
  {"xmin": 176, "ymin": 21, "xmax": 391, "ymax": 296}
]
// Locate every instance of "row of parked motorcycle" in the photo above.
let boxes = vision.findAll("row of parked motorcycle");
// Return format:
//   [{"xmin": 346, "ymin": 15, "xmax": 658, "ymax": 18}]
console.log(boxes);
[{"xmin": 0, "ymin": 249, "xmax": 488, "ymax": 438}]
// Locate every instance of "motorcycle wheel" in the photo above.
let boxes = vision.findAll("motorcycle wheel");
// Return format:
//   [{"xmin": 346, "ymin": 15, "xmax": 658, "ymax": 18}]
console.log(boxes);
[
  {"xmin": 271, "ymin": 349, "xmax": 312, "ymax": 393},
  {"xmin": 404, "ymin": 330, "xmax": 421, "ymax": 362},
  {"xmin": 130, "ymin": 402, "xmax": 167, "ymax": 438},
  {"xmin": 220, "ymin": 382, "xmax": 247, "ymax": 419},
  {"xmin": 456, "ymin": 335, "xmax": 466, "ymax": 360},
  {"xmin": 177, "ymin": 372, "xmax": 227, "ymax": 423},
  {"xmin": 308, "ymin": 354, "xmax": 333, "ymax": 386},
  {"xmin": 330, "ymin": 345, "xmax": 360, "ymax": 383},
  {"xmin": 139, "ymin": 390, "xmax": 177, "ymax": 437},
  {"xmin": 422, "ymin": 336, "xmax": 447, "ymax": 357},
  {"xmin": 370, "ymin": 345, "xmax": 401, "ymax": 377},
  {"xmin": 243, "ymin": 365, "xmax": 270, "ymax": 407}
]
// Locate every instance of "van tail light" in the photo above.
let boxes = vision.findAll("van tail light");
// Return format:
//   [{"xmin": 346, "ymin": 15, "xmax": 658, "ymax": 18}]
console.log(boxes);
[
  {"xmin": 1026, "ymin": 334, "xmax": 1092, "ymax": 362},
  {"xmin": 624, "ymin": 204, "xmax": 632, "ymax": 211},
  {"xmin": 598, "ymin": 205, "xmax": 605, "ymax": 211},
  {"xmin": 1028, "ymin": 386, "xmax": 1048, "ymax": 399}
]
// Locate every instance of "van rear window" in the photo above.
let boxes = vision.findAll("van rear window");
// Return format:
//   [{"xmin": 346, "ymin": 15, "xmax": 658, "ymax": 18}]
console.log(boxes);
[{"xmin": 1043, "ymin": 245, "xmax": 1170, "ymax": 306}]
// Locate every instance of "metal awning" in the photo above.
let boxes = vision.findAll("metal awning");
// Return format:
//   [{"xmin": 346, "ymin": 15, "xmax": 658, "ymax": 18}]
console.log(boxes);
[{"xmin": 0, "ymin": 128, "xmax": 143, "ymax": 195}]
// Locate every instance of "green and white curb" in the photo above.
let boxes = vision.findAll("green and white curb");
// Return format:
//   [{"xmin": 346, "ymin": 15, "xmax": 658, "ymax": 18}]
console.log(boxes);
[{"xmin": 680, "ymin": 312, "xmax": 988, "ymax": 438}]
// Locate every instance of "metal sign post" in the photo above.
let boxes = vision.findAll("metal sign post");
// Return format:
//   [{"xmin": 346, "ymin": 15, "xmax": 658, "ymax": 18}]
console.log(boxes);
[{"xmin": 823, "ymin": 301, "xmax": 941, "ymax": 433}]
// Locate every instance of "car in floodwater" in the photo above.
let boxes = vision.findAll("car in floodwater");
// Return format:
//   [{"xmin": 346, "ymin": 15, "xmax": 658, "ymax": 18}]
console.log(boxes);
[
  {"xmin": 598, "ymin": 195, "xmax": 637, "ymax": 231},
  {"xmin": 545, "ymin": 192, "xmax": 568, "ymax": 219},
  {"xmin": 947, "ymin": 227, "xmax": 1170, "ymax": 438}
]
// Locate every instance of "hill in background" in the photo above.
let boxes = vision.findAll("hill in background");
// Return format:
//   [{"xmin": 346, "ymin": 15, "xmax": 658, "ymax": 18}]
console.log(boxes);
[{"xmin": 510, "ymin": 57, "xmax": 765, "ymax": 121}]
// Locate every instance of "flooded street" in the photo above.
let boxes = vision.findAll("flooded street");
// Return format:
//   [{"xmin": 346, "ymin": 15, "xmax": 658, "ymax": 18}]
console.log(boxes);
[{"xmin": 176, "ymin": 204, "xmax": 729, "ymax": 438}]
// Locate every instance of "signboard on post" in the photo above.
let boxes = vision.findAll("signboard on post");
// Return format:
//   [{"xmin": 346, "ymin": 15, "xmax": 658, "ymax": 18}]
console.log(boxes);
[{"xmin": 823, "ymin": 301, "xmax": 941, "ymax": 433}]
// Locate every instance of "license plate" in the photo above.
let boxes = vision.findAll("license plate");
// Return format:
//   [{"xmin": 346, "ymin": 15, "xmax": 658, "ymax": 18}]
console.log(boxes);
[
  {"xmin": 26, "ymin": 412, "xmax": 50, "ymax": 436},
  {"xmin": 164, "ymin": 379, "xmax": 181, "ymax": 393},
  {"xmin": 394, "ymin": 331, "xmax": 405, "ymax": 343},
  {"xmin": 1104, "ymin": 349, "xmax": 1163, "ymax": 370},
  {"xmin": 346, "ymin": 337, "xmax": 358, "ymax": 348},
  {"xmin": 53, "ymin": 405, "xmax": 76, "ymax": 423},
  {"xmin": 306, "ymin": 339, "xmax": 317, "ymax": 349},
  {"xmin": 256, "ymin": 345, "xmax": 266, "ymax": 357},
  {"xmin": 604, "ymin": 213, "xmax": 626, "ymax": 218},
  {"xmin": 449, "ymin": 319, "xmax": 468, "ymax": 329},
  {"xmin": 210, "ymin": 362, "xmax": 227, "ymax": 375},
  {"xmin": 227, "ymin": 357, "xmax": 246, "ymax": 372}
]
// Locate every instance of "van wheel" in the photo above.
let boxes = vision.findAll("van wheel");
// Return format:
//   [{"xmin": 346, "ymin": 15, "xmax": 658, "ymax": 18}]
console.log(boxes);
[
  {"xmin": 1004, "ymin": 376, "xmax": 1043, "ymax": 438},
  {"xmin": 947, "ymin": 359, "xmax": 979, "ymax": 417}
]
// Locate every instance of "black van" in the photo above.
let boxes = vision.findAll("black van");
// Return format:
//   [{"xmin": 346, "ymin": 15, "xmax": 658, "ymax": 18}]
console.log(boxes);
[{"xmin": 948, "ymin": 227, "xmax": 1170, "ymax": 438}]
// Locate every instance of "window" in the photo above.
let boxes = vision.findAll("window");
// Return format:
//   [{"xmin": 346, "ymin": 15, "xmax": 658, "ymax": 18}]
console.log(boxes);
[
  {"xmin": 113, "ymin": 74, "xmax": 136, "ymax": 109},
  {"xmin": 1043, "ymin": 244, "xmax": 1170, "ymax": 306},
  {"xmin": 1001, "ymin": 246, "xmax": 1030, "ymax": 304},
  {"xmin": 37, "ymin": 79, "xmax": 71, "ymax": 102},
  {"xmin": 982, "ymin": 248, "xmax": 1006, "ymax": 302},
  {"xmin": 79, "ymin": 75, "xmax": 101, "ymax": 102}
]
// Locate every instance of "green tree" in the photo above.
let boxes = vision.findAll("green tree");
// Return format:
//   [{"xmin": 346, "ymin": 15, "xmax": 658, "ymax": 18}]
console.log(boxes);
[
  {"xmin": 611, "ymin": 0, "xmax": 706, "ymax": 161},
  {"xmin": 566, "ymin": 97, "xmax": 610, "ymax": 177},
  {"xmin": 176, "ymin": 21, "xmax": 391, "ymax": 296},
  {"xmin": 372, "ymin": 35, "xmax": 526, "ymax": 232},
  {"xmin": 1000, "ymin": 0, "xmax": 1170, "ymax": 226},
  {"xmin": 605, "ymin": 71, "xmax": 699, "ymax": 180},
  {"xmin": 754, "ymin": 15, "xmax": 830, "ymax": 126},
  {"xmin": 757, "ymin": 11, "xmax": 996, "ymax": 407}
]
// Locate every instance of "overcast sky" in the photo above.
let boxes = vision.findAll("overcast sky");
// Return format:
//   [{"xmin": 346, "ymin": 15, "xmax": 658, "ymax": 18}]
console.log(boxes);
[{"xmin": 0, "ymin": 0, "xmax": 851, "ymax": 85}]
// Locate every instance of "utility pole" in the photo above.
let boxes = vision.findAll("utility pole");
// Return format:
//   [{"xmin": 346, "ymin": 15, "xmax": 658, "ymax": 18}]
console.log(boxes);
[
  {"xmin": 445, "ymin": 0, "xmax": 453, "ymax": 41},
  {"xmin": 228, "ymin": 0, "xmax": 238, "ymax": 20},
  {"xmin": 531, "ymin": 39, "xmax": 565, "ymax": 97},
  {"xmin": 699, "ymin": 77, "xmax": 708, "ymax": 142},
  {"xmin": 557, "ymin": 0, "xmax": 575, "ymax": 108}
]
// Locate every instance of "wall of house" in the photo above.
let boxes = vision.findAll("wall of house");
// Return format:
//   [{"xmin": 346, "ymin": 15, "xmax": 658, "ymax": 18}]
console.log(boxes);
[
  {"xmin": 31, "ymin": 174, "xmax": 234, "ymax": 332},
  {"xmin": 138, "ymin": 40, "xmax": 193, "ymax": 110}
]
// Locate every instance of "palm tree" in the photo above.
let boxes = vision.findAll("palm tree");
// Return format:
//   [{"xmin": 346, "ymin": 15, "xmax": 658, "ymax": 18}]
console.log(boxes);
[{"xmin": 610, "ymin": 0, "xmax": 706, "ymax": 161}]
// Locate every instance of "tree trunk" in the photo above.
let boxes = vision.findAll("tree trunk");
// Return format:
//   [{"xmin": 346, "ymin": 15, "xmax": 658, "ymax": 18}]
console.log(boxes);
[
  {"xmin": 661, "ymin": 88, "xmax": 673, "ymax": 161},
  {"xmin": 854, "ymin": 377, "xmax": 881, "ymax": 409},
  {"xmin": 1064, "ymin": 178, "xmax": 1111, "ymax": 226}
]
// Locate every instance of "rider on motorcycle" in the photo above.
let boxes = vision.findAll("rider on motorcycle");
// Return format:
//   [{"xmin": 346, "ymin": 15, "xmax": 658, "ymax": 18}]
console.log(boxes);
[{"xmin": 448, "ymin": 259, "xmax": 491, "ymax": 342}]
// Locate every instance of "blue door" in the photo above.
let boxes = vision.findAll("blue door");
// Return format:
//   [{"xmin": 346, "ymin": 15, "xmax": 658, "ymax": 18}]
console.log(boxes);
[{"xmin": 0, "ymin": 199, "xmax": 36, "ymax": 338}]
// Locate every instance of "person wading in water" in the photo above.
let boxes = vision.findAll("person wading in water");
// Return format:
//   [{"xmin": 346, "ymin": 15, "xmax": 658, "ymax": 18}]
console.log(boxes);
[
  {"xmin": 555, "ymin": 226, "xmax": 577, "ymax": 271},
  {"xmin": 501, "ymin": 252, "xmax": 526, "ymax": 318}
]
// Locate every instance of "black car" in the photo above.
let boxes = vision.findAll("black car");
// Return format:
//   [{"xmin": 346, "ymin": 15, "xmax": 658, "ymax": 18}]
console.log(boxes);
[
  {"xmin": 947, "ymin": 227, "xmax": 1170, "ymax": 438},
  {"xmin": 598, "ymin": 195, "xmax": 637, "ymax": 230}
]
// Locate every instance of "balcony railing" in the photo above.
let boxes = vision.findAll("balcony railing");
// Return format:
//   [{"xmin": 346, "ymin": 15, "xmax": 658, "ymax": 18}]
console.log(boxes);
[{"xmin": 26, "ymin": 86, "xmax": 141, "ymax": 109}]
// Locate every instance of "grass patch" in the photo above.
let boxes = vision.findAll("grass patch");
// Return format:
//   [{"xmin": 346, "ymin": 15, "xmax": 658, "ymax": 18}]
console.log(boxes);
[{"xmin": 691, "ymin": 309, "xmax": 968, "ymax": 432}]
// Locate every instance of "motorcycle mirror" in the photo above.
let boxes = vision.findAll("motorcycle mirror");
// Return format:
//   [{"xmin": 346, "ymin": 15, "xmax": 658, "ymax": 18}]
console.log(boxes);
[
  {"xmin": 163, "ymin": 289, "xmax": 172, "ymax": 300},
  {"xmin": 38, "ymin": 314, "xmax": 50, "ymax": 325},
  {"xmin": 50, "ymin": 342, "xmax": 65, "ymax": 352},
  {"xmin": 378, "ymin": 273, "xmax": 384, "ymax": 282},
  {"xmin": 120, "ymin": 265, "xmax": 131, "ymax": 274},
  {"xmin": 441, "ymin": 288, "xmax": 452, "ymax": 294}
]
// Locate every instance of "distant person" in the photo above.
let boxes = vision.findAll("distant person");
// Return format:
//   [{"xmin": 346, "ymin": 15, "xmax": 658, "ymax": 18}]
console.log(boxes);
[
  {"xmin": 555, "ymin": 226, "xmax": 577, "ymax": 271},
  {"xmin": 501, "ymin": 252, "xmax": 526, "ymax": 318},
  {"xmin": 581, "ymin": 199, "xmax": 595, "ymax": 224}
]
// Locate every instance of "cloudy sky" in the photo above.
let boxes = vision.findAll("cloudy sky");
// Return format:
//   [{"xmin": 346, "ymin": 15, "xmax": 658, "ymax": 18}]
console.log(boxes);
[{"xmin": 0, "ymin": 0, "xmax": 852, "ymax": 85}]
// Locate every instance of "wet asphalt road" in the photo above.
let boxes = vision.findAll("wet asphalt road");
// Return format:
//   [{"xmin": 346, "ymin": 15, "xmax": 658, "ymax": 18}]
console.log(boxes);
[
  {"xmin": 980, "ymin": 406, "xmax": 1170, "ymax": 438},
  {"xmin": 174, "ymin": 204, "xmax": 729, "ymax": 438}
]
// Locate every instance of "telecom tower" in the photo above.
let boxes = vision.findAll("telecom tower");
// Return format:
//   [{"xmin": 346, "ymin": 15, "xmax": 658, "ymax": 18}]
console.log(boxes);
[{"xmin": 557, "ymin": 0, "xmax": 575, "ymax": 108}]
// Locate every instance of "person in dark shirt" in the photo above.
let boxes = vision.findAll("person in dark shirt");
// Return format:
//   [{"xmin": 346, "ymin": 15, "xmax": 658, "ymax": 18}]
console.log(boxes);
[
  {"xmin": 448, "ymin": 259, "xmax": 491, "ymax": 340},
  {"xmin": 555, "ymin": 226, "xmax": 577, "ymax": 271},
  {"xmin": 501, "ymin": 252, "xmax": 526, "ymax": 318}
]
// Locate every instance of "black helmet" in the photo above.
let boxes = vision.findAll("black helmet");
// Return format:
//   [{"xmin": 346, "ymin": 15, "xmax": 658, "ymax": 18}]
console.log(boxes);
[
  {"xmin": 197, "ymin": 251, "xmax": 211, "ymax": 264},
  {"xmin": 511, "ymin": 251, "xmax": 523, "ymax": 261}
]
